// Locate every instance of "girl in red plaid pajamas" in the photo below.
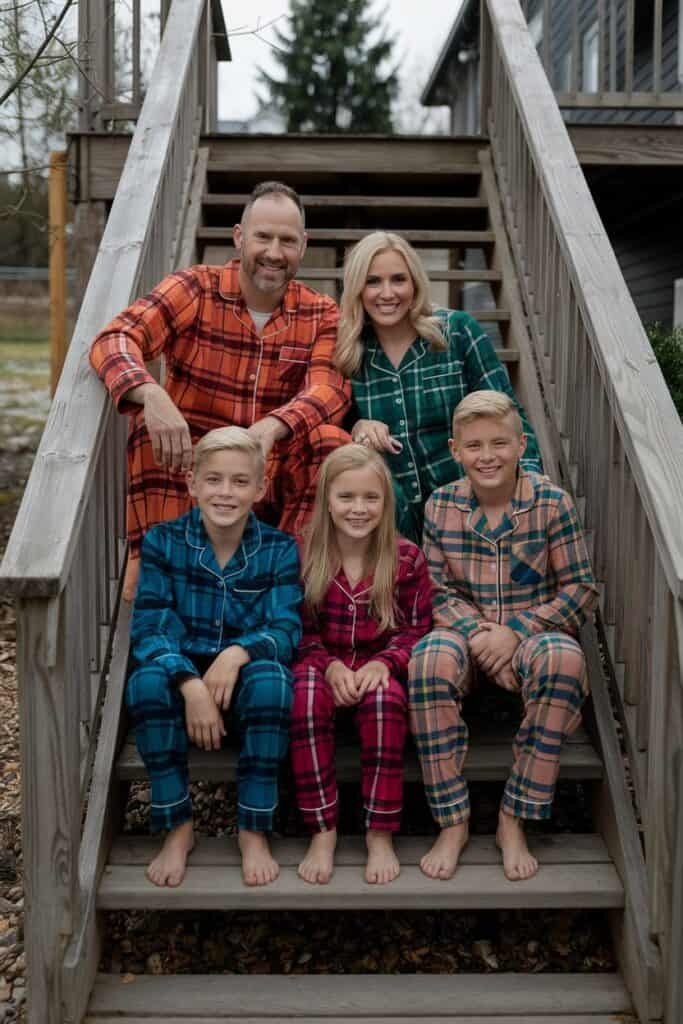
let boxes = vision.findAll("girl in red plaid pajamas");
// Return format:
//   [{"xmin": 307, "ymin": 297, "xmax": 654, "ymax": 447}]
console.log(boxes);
[{"xmin": 291, "ymin": 445, "xmax": 432, "ymax": 885}]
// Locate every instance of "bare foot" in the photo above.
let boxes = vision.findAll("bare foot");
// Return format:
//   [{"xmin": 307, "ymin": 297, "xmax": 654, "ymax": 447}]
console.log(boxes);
[
  {"xmin": 238, "ymin": 830, "xmax": 279, "ymax": 886},
  {"xmin": 145, "ymin": 819, "xmax": 194, "ymax": 887},
  {"xmin": 419, "ymin": 821, "xmax": 469, "ymax": 879},
  {"xmin": 365, "ymin": 831, "xmax": 400, "ymax": 885},
  {"xmin": 298, "ymin": 829, "xmax": 337, "ymax": 884},
  {"xmin": 496, "ymin": 809, "xmax": 539, "ymax": 881}
]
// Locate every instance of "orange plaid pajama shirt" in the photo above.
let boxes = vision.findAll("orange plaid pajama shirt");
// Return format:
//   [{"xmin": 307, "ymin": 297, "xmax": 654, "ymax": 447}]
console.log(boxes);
[{"xmin": 90, "ymin": 261, "xmax": 351, "ymax": 554}]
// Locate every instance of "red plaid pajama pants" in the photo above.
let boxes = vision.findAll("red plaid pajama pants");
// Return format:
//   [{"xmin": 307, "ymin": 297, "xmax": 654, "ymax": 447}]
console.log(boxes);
[
  {"xmin": 408, "ymin": 628, "xmax": 588, "ymax": 824},
  {"xmin": 290, "ymin": 662, "xmax": 409, "ymax": 833}
]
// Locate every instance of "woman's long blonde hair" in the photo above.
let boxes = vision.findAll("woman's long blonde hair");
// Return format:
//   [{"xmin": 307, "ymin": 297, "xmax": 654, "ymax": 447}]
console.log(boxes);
[
  {"xmin": 336, "ymin": 231, "xmax": 446, "ymax": 377},
  {"xmin": 303, "ymin": 444, "xmax": 398, "ymax": 632}
]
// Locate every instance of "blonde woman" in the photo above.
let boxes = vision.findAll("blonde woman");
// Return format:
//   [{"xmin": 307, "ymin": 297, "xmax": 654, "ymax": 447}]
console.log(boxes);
[
  {"xmin": 290, "ymin": 445, "xmax": 432, "ymax": 886},
  {"xmin": 337, "ymin": 232, "xmax": 542, "ymax": 541}
]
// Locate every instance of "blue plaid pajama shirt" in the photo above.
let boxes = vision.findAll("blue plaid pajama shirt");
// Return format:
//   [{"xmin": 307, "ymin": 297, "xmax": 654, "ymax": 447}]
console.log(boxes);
[
  {"xmin": 126, "ymin": 508, "xmax": 302, "ymax": 832},
  {"xmin": 349, "ymin": 308, "xmax": 542, "ymax": 541}
]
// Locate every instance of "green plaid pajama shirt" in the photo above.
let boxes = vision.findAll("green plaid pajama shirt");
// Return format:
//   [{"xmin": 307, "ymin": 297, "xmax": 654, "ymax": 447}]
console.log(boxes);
[
  {"xmin": 349, "ymin": 309, "xmax": 542, "ymax": 542},
  {"xmin": 408, "ymin": 471, "xmax": 598, "ymax": 823}
]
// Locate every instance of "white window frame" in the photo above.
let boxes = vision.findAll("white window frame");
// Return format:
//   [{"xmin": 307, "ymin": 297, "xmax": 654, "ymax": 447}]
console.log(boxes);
[{"xmin": 582, "ymin": 19, "xmax": 600, "ymax": 92}]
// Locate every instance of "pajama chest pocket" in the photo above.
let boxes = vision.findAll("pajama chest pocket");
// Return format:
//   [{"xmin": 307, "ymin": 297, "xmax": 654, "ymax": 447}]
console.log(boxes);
[
  {"xmin": 510, "ymin": 540, "xmax": 547, "ymax": 586},
  {"xmin": 278, "ymin": 345, "xmax": 309, "ymax": 385},
  {"xmin": 231, "ymin": 584, "xmax": 268, "ymax": 625}
]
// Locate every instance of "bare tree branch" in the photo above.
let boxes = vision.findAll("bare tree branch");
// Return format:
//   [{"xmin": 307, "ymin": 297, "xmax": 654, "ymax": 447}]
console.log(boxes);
[{"xmin": 0, "ymin": 0, "xmax": 75, "ymax": 107}]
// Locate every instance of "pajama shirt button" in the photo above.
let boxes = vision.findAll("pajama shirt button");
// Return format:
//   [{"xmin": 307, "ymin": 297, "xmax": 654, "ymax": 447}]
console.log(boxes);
[
  {"xmin": 348, "ymin": 603, "xmax": 354, "ymax": 610},
  {"xmin": 395, "ymin": 398, "xmax": 401, "ymax": 404}
]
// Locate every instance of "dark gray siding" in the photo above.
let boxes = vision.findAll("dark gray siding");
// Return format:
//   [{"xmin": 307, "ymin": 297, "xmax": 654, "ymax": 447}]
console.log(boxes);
[{"xmin": 527, "ymin": 0, "xmax": 681, "ymax": 125}]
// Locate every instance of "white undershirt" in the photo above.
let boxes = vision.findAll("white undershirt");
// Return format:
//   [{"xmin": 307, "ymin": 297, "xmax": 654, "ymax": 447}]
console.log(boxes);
[{"xmin": 247, "ymin": 308, "xmax": 271, "ymax": 335}]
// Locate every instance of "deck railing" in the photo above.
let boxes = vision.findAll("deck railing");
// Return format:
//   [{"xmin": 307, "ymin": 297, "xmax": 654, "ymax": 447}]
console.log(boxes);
[
  {"xmin": 521, "ymin": 0, "xmax": 683, "ymax": 110},
  {"xmin": 481, "ymin": 1, "xmax": 683, "ymax": 1020},
  {"xmin": 78, "ymin": 0, "xmax": 229, "ymax": 128},
  {"xmin": 0, "ymin": 1, "xmax": 216, "ymax": 1019}
]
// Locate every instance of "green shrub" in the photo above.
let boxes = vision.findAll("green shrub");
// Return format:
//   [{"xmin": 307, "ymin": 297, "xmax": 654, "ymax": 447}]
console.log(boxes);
[{"xmin": 646, "ymin": 322, "xmax": 683, "ymax": 418}]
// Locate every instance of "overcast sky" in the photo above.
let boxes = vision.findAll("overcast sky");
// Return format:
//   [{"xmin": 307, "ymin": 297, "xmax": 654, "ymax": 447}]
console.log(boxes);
[{"xmin": 217, "ymin": 0, "xmax": 465, "ymax": 126}]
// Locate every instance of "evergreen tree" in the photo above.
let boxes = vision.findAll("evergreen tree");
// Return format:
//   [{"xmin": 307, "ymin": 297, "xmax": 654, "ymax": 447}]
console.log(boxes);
[{"xmin": 257, "ymin": 0, "xmax": 399, "ymax": 133}]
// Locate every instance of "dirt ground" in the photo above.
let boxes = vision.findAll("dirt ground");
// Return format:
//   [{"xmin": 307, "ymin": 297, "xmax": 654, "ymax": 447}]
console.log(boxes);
[{"xmin": 0, "ymin": 312, "xmax": 49, "ymax": 1020}]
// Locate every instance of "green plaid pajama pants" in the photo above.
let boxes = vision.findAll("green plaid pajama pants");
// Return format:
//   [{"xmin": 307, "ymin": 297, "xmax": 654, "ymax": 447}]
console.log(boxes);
[{"xmin": 408, "ymin": 628, "xmax": 588, "ymax": 823}]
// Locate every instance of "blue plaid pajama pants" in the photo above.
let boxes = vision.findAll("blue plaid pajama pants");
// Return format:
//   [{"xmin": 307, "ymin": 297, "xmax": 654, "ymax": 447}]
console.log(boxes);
[
  {"xmin": 408, "ymin": 628, "xmax": 588, "ymax": 824},
  {"xmin": 125, "ymin": 658, "xmax": 293, "ymax": 833}
]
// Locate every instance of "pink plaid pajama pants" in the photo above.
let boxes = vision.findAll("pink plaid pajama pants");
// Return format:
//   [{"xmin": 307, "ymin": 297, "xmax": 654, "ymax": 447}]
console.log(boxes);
[{"xmin": 408, "ymin": 628, "xmax": 588, "ymax": 824}]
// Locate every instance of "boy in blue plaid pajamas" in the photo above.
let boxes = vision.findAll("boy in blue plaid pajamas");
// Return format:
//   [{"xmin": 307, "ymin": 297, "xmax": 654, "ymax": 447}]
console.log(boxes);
[
  {"xmin": 408, "ymin": 391, "xmax": 598, "ymax": 882},
  {"xmin": 126, "ymin": 427, "xmax": 302, "ymax": 888}
]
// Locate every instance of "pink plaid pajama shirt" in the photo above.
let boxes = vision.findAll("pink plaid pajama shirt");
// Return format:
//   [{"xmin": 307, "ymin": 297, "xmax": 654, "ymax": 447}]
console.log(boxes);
[{"xmin": 291, "ymin": 539, "xmax": 432, "ymax": 833}]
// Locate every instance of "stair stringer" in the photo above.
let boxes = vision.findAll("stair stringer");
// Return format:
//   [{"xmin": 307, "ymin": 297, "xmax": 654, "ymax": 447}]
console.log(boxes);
[
  {"xmin": 60, "ymin": 597, "xmax": 131, "ymax": 1024},
  {"xmin": 483, "ymin": 136, "xmax": 662, "ymax": 1023}
]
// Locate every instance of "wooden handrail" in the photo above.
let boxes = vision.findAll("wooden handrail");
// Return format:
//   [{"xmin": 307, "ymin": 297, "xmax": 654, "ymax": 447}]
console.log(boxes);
[
  {"xmin": 0, "ymin": 3, "xmax": 214, "ymax": 1019},
  {"xmin": 480, "ymin": 2, "xmax": 683, "ymax": 1019}
]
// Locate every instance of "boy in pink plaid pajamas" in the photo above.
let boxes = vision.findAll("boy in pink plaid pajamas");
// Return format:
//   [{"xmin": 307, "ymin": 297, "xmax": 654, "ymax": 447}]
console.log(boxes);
[
  {"xmin": 408, "ymin": 391, "xmax": 598, "ymax": 881},
  {"xmin": 291, "ymin": 445, "xmax": 432, "ymax": 885}
]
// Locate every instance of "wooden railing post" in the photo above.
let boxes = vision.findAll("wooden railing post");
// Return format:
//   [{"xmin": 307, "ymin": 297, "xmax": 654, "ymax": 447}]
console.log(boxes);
[
  {"xmin": 667, "ymin": 747, "xmax": 683, "ymax": 1023},
  {"xmin": 49, "ymin": 151, "xmax": 68, "ymax": 396},
  {"xmin": 17, "ymin": 595, "xmax": 81, "ymax": 1024},
  {"xmin": 479, "ymin": 1, "xmax": 493, "ymax": 135}
]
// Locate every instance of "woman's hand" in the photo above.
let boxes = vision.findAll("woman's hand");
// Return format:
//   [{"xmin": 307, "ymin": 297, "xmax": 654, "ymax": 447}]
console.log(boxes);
[{"xmin": 352, "ymin": 419, "xmax": 402, "ymax": 454}]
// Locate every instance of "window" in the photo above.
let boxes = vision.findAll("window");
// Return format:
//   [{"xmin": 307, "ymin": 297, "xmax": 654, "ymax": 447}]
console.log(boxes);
[{"xmin": 582, "ymin": 20, "xmax": 599, "ymax": 92}]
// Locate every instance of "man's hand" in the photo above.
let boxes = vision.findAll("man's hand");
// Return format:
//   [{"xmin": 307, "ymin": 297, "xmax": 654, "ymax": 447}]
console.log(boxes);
[
  {"xmin": 325, "ymin": 659, "xmax": 359, "ymax": 707},
  {"xmin": 354, "ymin": 659, "xmax": 390, "ymax": 697},
  {"xmin": 179, "ymin": 677, "xmax": 225, "ymax": 750},
  {"xmin": 248, "ymin": 415, "xmax": 290, "ymax": 460},
  {"xmin": 203, "ymin": 645, "xmax": 250, "ymax": 710},
  {"xmin": 468, "ymin": 622, "xmax": 521, "ymax": 677},
  {"xmin": 128, "ymin": 382, "xmax": 193, "ymax": 472},
  {"xmin": 351, "ymin": 419, "xmax": 403, "ymax": 454}
]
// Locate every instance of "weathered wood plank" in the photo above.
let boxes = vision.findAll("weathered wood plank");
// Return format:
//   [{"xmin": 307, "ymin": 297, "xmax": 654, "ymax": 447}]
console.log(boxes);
[
  {"xmin": 197, "ymin": 227, "xmax": 496, "ymax": 245},
  {"xmin": 109, "ymin": 832, "xmax": 612, "ymax": 867},
  {"xmin": 178, "ymin": 146, "xmax": 209, "ymax": 268},
  {"xmin": 115, "ymin": 736, "xmax": 602, "ymax": 783},
  {"xmin": 62, "ymin": 600, "xmax": 131, "ymax": 1024},
  {"xmin": 203, "ymin": 193, "xmax": 489, "ymax": 210},
  {"xmin": 85, "ymin": 1016, "xmax": 636, "ymax": 1024},
  {"xmin": 88, "ymin": 973, "xmax": 632, "ymax": 1017},
  {"xmin": 98, "ymin": 861, "xmax": 624, "ymax": 911}
]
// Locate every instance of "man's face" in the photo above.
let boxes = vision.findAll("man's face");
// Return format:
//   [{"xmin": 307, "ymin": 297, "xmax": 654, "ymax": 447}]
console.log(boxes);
[{"xmin": 233, "ymin": 195, "xmax": 307, "ymax": 299}]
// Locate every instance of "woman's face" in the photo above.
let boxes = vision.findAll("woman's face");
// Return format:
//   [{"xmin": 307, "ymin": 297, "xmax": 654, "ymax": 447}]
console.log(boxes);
[{"xmin": 361, "ymin": 249, "xmax": 416, "ymax": 334}]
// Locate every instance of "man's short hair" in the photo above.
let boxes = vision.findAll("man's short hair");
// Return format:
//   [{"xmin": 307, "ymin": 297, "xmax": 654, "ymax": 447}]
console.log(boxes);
[
  {"xmin": 193, "ymin": 426, "xmax": 265, "ymax": 478},
  {"xmin": 452, "ymin": 390, "xmax": 523, "ymax": 438},
  {"xmin": 241, "ymin": 181, "xmax": 305, "ymax": 227}
]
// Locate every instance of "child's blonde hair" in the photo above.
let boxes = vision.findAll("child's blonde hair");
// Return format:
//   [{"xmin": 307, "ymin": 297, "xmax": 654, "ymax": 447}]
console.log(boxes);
[
  {"xmin": 336, "ymin": 232, "xmax": 446, "ymax": 377},
  {"xmin": 303, "ymin": 444, "xmax": 398, "ymax": 632},
  {"xmin": 193, "ymin": 426, "xmax": 265, "ymax": 478},
  {"xmin": 452, "ymin": 390, "xmax": 523, "ymax": 439}
]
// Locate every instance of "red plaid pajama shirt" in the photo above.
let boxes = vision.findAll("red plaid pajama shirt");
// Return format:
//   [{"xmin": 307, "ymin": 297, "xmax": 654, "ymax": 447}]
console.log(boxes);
[
  {"xmin": 291, "ymin": 539, "xmax": 432, "ymax": 833},
  {"xmin": 90, "ymin": 260, "xmax": 351, "ymax": 555}
]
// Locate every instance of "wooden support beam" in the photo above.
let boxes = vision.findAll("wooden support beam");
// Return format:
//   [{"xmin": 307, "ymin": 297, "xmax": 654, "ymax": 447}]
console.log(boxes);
[{"xmin": 49, "ymin": 151, "xmax": 68, "ymax": 396}]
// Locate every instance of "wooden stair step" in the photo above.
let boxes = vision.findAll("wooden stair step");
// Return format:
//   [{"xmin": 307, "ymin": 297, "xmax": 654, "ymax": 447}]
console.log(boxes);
[
  {"xmin": 98, "ymin": 839, "xmax": 623, "ymax": 910},
  {"xmin": 87, "ymin": 973, "xmax": 632, "ymax": 1019},
  {"xmin": 86, "ymin": 1017, "xmax": 635, "ymax": 1024},
  {"xmin": 109, "ymin": 832, "xmax": 613, "ymax": 866},
  {"xmin": 197, "ymin": 227, "xmax": 496, "ymax": 246},
  {"xmin": 115, "ymin": 725, "xmax": 602, "ymax": 783},
  {"xmin": 203, "ymin": 192, "xmax": 489, "ymax": 210}
]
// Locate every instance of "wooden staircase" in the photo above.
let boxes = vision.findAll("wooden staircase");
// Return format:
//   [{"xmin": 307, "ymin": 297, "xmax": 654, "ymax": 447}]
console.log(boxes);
[
  {"xmin": 4, "ymin": 2, "xmax": 682, "ymax": 1022},
  {"xmin": 77, "ymin": 138, "xmax": 634, "ymax": 1022}
]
